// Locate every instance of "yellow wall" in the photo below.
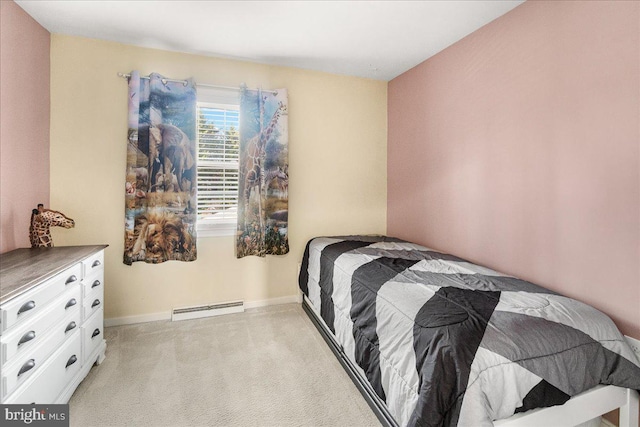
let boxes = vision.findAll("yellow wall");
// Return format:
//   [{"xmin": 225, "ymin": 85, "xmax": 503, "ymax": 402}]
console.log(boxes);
[{"xmin": 50, "ymin": 35, "xmax": 387, "ymax": 321}]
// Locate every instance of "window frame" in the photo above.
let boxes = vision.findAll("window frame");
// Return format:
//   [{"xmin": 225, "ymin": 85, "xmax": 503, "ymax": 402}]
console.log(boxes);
[{"xmin": 196, "ymin": 100, "xmax": 240, "ymax": 238}]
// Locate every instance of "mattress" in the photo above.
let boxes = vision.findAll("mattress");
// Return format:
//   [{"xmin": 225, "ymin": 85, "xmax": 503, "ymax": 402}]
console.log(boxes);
[{"xmin": 298, "ymin": 235, "xmax": 640, "ymax": 427}]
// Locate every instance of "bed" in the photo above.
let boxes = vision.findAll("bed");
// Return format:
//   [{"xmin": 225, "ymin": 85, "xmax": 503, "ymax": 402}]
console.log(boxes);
[{"xmin": 298, "ymin": 235, "xmax": 640, "ymax": 427}]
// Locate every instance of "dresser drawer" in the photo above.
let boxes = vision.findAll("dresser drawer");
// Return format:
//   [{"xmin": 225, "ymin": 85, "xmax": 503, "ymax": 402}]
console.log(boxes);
[
  {"xmin": 82, "ymin": 251, "xmax": 104, "ymax": 278},
  {"xmin": 1, "ymin": 263, "xmax": 81, "ymax": 333},
  {"xmin": 83, "ymin": 286, "xmax": 103, "ymax": 321},
  {"xmin": 1, "ymin": 289, "xmax": 81, "ymax": 399},
  {"xmin": 83, "ymin": 308, "xmax": 104, "ymax": 362},
  {"xmin": 82, "ymin": 268, "xmax": 104, "ymax": 302},
  {"xmin": 1, "ymin": 285, "xmax": 81, "ymax": 367},
  {"xmin": 82, "ymin": 278, "xmax": 104, "ymax": 320},
  {"xmin": 4, "ymin": 331, "xmax": 82, "ymax": 404}
]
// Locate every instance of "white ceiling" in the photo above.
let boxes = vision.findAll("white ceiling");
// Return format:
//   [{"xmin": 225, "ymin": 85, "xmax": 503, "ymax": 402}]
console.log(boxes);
[{"xmin": 16, "ymin": 0, "xmax": 525, "ymax": 81}]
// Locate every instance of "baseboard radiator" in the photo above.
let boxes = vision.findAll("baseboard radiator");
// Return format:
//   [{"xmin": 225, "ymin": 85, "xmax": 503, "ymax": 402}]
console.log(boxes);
[{"xmin": 171, "ymin": 301, "xmax": 244, "ymax": 322}]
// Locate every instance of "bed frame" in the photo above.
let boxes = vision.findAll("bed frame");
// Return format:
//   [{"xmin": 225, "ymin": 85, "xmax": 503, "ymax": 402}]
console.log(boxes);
[{"xmin": 302, "ymin": 296, "xmax": 639, "ymax": 427}]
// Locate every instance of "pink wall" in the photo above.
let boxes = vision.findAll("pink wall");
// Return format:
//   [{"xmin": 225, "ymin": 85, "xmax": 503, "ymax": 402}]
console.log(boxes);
[
  {"xmin": 388, "ymin": 1, "xmax": 639, "ymax": 338},
  {"xmin": 0, "ymin": 0, "xmax": 51, "ymax": 253}
]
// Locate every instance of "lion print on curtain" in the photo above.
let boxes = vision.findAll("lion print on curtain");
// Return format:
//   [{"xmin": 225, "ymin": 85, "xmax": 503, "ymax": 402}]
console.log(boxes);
[
  {"xmin": 237, "ymin": 89, "xmax": 289, "ymax": 258},
  {"xmin": 124, "ymin": 71, "xmax": 197, "ymax": 265}
]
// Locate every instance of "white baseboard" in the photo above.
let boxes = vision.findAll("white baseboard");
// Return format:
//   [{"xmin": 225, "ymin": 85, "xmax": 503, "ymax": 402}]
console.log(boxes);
[
  {"xmin": 244, "ymin": 294, "xmax": 302, "ymax": 309},
  {"xmin": 105, "ymin": 294, "xmax": 302, "ymax": 327},
  {"xmin": 104, "ymin": 311, "xmax": 171, "ymax": 327}
]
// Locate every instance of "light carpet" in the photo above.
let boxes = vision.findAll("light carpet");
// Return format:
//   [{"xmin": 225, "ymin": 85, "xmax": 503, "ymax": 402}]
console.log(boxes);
[{"xmin": 69, "ymin": 303, "xmax": 382, "ymax": 427}]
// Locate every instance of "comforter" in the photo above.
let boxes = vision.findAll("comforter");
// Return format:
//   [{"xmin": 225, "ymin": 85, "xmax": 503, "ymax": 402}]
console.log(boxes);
[{"xmin": 298, "ymin": 235, "xmax": 640, "ymax": 427}]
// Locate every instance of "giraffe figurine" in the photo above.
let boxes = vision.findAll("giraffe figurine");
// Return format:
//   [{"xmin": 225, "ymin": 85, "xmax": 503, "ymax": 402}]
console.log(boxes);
[
  {"xmin": 29, "ymin": 207, "xmax": 75, "ymax": 248},
  {"xmin": 242, "ymin": 101, "xmax": 286, "ymax": 227}
]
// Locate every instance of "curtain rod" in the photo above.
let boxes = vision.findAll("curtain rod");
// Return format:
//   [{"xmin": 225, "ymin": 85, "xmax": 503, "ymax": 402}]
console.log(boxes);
[{"xmin": 117, "ymin": 72, "xmax": 277, "ymax": 94}]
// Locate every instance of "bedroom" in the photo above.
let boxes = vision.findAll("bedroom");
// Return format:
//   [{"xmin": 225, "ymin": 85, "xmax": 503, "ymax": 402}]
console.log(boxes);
[{"xmin": 0, "ymin": 0, "xmax": 638, "ymax": 426}]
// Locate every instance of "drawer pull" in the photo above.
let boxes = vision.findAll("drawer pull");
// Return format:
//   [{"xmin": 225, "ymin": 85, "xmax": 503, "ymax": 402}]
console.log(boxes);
[
  {"xmin": 65, "ymin": 321, "xmax": 77, "ymax": 333},
  {"xmin": 18, "ymin": 359, "xmax": 35, "ymax": 377},
  {"xmin": 65, "ymin": 275, "xmax": 78, "ymax": 285},
  {"xmin": 65, "ymin": 298, "xmax": 77, "ymax": 309},
  {"xmin": 91, "ymin": 328, "xmax": 101, "ymax": 338},
  {"xmin": 92, "ymin": 260, "xmax": 101, "ymax": 268},
  {"xmin": 65, "ymin": 355, "xmax": 78, "ymax": 369},
  {"xmin": 91, "ymin": 299, "xmax": 101, "ymax": 308},
  {"xmin": 17, "ymin": 301, "xmax": 36, "ymax": 316},
  {"xmin": 91, "ymin": 280, "xmax": 101, "ymax": 288},
  {"xmin": 18, "ymin": 331, "xmax": 36, "ymax": 347}
]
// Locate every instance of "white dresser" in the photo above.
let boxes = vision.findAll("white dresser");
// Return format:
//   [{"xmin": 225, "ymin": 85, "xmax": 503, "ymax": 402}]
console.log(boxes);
[{"xmin": 0, "ymin": 245, "xmax": 107, "ymax": 404}]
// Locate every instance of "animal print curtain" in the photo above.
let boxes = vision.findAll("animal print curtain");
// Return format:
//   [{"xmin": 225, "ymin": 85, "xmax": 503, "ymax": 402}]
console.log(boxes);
[
  {"xmin": 236, "ymin": 89, "xmax": 289, "ymax": 258},
  {"xmin": 124, "ymin": 71, "xmax": 198, "ymax": 265}
]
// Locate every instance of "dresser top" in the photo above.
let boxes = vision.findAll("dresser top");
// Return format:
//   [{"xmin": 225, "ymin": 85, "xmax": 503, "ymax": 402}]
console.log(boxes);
[{"xmin": 0, "ymin": 245, "xmax": 108, "ymax": 304}]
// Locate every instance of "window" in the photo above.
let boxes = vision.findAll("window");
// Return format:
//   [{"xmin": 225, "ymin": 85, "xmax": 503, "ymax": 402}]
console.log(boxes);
[{"xmin": 197, "ymin": 101, "xmax": 239, "ymax": 237}]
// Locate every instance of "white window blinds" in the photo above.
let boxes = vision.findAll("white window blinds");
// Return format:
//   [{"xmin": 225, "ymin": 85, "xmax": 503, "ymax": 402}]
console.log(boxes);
[{"xmin": 197, "ymin": 102, "xmax": 239, "ymax": 235}]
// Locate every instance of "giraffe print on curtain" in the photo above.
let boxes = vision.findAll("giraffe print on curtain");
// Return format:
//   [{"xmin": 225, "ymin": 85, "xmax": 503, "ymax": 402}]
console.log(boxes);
[{"xmin": 237, "ymin": 89, "xmax": 289, "ymax": 258}]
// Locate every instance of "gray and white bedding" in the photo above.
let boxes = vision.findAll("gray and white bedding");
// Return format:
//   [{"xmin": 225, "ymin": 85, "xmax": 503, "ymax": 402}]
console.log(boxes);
[{"xmin": 298, "ymin": 235, "xmax": 640, "ymax": 427}]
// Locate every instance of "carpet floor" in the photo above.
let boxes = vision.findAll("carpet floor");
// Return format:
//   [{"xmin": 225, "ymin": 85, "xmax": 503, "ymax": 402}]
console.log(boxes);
[{"xmin": 69, "ymin": 303, "xmax": 382, "ymax": 427}]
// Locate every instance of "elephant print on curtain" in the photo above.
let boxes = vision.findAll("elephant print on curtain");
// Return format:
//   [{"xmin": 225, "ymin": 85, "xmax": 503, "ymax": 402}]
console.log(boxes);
[
  {"xmin": 124, "ymin": 71, "xmax": 198, "ymax": 265},
  {"xmin": 237, "ymin": 89, "xmax": 289, "ymax": 258}
]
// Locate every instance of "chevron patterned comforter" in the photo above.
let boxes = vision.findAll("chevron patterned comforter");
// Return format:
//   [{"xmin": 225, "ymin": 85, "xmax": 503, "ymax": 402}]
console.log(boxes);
[{"xmin": 298, "ymin": 235, "xmax": 640, "ymax": 427}]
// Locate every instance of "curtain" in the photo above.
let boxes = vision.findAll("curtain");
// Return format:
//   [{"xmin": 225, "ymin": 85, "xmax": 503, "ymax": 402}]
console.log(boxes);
[
  {"xmin": 124, "ymin": 71, "xmax": 198, "ymax": 265},
  {"xmin": 236, "ymin": 89, "xmax": 289, "ymax": 258}
]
